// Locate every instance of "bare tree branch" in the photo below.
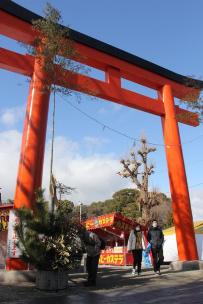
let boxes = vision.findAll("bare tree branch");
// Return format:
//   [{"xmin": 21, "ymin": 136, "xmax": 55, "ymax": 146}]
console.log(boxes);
[{"xmin": 117, "ymin": 136, "xmax": 159, "ymax": 223}]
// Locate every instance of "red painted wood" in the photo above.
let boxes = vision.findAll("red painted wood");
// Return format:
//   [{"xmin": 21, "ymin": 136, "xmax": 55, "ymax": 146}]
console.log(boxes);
[
  {"xmin": 161, "ymin": 85, "xmax": 198, "ymax": 260},
  {"xmin": 0, "ymin": 10, "xmax": 200, "ymax": 102},
  {"xmin": 0, "ymin": 48, "xmax": 198, "ymax": 126}
]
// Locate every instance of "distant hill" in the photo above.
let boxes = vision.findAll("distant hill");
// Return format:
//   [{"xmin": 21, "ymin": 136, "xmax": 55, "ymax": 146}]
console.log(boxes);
[{"xmin": 77, "ymin": 188, "xmax": 173, "ymax": 228}]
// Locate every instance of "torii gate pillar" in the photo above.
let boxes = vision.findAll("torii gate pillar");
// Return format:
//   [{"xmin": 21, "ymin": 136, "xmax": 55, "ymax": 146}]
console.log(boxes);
[
  {"xmin": 6, "ymin": 58, "xmax": 50, "ymax": 270},
  {"xmin": 14, "ymin": 58, "xmax": 50, "ymax": 210},
  {"xmin": 161, "ymin": 84, "xmax": 198, "ymax": 260}
]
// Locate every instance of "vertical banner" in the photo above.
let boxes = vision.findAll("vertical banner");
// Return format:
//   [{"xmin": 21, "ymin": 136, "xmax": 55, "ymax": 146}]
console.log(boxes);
[{"xmin": 6, "ymin": 210, "xmax": 21, "ymax": 258}]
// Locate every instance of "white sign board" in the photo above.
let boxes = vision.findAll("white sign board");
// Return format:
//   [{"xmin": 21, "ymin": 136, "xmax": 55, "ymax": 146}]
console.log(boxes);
[
  {"xmin": 163, "ymin": 233, "xmax": 203, "ymax": 261},
  {"xmin": 163, "ymin": 234, "xmax": 178, "ymax": 262},
  {"xmin": 6, "ymin": 209, "xmax": 21, "ymax": 258}
]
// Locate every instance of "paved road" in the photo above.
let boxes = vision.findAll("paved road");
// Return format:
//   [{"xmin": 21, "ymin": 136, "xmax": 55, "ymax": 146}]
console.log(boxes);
[{"xmin": 0, "ymin": 267, "xmax": 203, "ymax": 304}]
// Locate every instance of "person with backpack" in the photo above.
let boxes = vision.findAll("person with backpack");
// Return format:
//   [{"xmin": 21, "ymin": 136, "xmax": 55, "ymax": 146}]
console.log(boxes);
[
  {"xmin": 83, "ymin": 231, "xmax": 102, "ymax": 287},
  {"xmin": 147, "ymin": 219, "xmax": 164, "ymax": 275},
  {"xmin": 127, "ymin": 224, "xmax": 146, "ymax": 276}
]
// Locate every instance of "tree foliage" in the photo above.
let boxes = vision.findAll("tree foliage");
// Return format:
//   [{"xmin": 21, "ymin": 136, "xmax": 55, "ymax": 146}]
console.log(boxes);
[
  {"xmin": 77, "ymin": 188, "xmax": 173, "ymax": 228},
  {"xmin": 15, "ymin": 190, "xmax": 85, "ymax": 271},
  {"xmin": 25, "ymin": 3, "xmax": 86, "ymax": 96},
  {"xmin": 176, "ymin": 76, "xmax": 203, "ymax": 124}
]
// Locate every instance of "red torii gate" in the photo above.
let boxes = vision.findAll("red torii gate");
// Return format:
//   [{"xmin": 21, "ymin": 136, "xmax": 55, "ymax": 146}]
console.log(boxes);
[{"xmin": 0, "ymin": 1, "xmax": 202, "ymax": 267}]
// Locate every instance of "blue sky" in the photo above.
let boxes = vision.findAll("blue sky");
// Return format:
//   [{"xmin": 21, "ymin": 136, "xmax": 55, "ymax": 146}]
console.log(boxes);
[{"xmin": 0, "ymin": 0, "xmax": 203, "ymax": 219}]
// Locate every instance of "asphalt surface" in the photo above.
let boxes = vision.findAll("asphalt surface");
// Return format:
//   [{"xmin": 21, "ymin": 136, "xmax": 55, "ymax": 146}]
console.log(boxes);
[{"xmin": 0, "ymin": 267, "xmax": 203, "ymax": 304}]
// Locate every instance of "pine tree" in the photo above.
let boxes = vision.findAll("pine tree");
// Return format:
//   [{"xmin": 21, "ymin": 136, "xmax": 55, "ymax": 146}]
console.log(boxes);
[{"xmin": 15, "ymin": 189, "xmax": 86, "ymax": 270}]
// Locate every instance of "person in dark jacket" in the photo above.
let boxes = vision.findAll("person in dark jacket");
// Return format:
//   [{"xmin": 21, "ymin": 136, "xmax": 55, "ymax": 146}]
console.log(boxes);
[
  {"xmin": 147, "ymin": 219, "xmax": 164, "ymax": 275},
  {"xmin": 83, "ymin": 231, "xmax": 101, "ymax": 286}
]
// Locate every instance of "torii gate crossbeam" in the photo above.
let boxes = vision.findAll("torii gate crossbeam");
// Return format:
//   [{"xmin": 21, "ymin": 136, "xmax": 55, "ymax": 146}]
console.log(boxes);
[{"xmin": 1, "ymin": 1, "xmax": 203, "ymax": 269}]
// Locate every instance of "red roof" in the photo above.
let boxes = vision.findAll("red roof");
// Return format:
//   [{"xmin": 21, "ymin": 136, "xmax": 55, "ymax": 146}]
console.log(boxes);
[{"xmin": 84, "ymin": 212, "xmax": 139, "ymax": 239}]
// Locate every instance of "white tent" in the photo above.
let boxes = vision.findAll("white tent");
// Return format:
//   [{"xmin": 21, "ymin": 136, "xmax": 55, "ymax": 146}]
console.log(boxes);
[{"xmin": 163, "ymin": 221, "xmax": 203, "ymax": 261}]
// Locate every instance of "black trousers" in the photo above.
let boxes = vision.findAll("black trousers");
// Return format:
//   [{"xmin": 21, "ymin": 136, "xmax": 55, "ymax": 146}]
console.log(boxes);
[
  {"xmin": 86, "ymin": 254, "xmax": 100, "ymax": 283},
  {"xmin": 132, "ymin": 249, "xmax": 143, "ymax": 273},
  {"xmin": 151, "ymin": 247, "xmax": 164, "ymax": 272}
]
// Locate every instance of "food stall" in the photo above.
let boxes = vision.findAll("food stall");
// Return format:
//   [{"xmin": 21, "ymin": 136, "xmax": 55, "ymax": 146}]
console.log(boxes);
[{"xmin": 85, "ymin": 212, "xmax": 147, "ymax": 266}]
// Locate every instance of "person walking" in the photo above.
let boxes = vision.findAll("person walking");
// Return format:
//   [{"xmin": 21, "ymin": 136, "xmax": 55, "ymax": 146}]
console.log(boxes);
[
  {"xmin": 147, "ymin": 219, "xmax": 164, "ymax": 275},
  {"xmin": 127, "ymin": 224, "xmax": 145, "ymax": 276},
  {"xmin": 84, "ymin": 231, "xmax": 101, "ymax": 286}
]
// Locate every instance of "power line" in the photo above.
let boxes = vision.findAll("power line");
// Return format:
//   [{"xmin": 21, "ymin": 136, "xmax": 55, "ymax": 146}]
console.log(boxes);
[
  {"xmin": 61, "ymin": 97, "xmax": 203, "ymax": 148},
  {"xmin": 182, "ymin": 134, "xmax": 203, "ymax": 144},
  {"xmin": 156, "ymin": 159, "xmax": 203, "ymax": 175},
  {"xmin": 165, "ymin": 181, "xmax": 203, "ymax": 195},
  {"xmin": 189, "ymin": 182, "xmax": 203, "ymax": 189},
  {"xmin": 63, "ymin": 98, "xmax": 203, "ymax": 189},
  {"xmin": 62, "ymin": 98, "xmax": 161, "ymax": 144},
  {"xmin": 16, "ymin": 80, "xmax": 203, "ymax": 147}
]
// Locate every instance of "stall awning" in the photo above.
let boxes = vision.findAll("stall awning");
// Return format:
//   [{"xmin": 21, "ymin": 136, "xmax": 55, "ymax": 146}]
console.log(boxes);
[{"xmin": 84, "ymin": 212, "xmax": 137, "ymax": 239}]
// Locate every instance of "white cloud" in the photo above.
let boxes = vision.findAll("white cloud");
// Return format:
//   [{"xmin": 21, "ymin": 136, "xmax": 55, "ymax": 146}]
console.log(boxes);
[
  {"xmin": 2, "ymin": 129, "xmax": 202, "ymax": 218},
  {"xmin": 97, "ymin": 107, "xmax": 108, "ymax": 115},
  {"xmin": 0, "ymin": 106, "xmax": 24, "ymax": 126},
  {"xmin": 0, "ymin": 130, "xmax": 22, "ymax": 200},
  {"xmin": 190, "ymin": 189, "xmax": 203, "ymax": 221},
  {"xmin": 83, "ymin": 136, "xmax": 109, "ymax": 149},
  {"xmin": 111, "ymin": 103, "xmax": 123, "ymax": 111},
  {"xmin": 98, "ymin": 103, "xmax": 122, "ymax": 115},
  {"xmin": 0, "ymin": 130, "xmax": 130, "ymax": 204},
  {"xmin": 43, "ymin": 136, "xmax": 130, "ymax": 204}
]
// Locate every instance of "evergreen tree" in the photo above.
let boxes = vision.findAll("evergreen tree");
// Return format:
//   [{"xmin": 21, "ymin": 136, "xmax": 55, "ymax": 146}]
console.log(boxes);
[
  {"xmin": 15, "ymin": 190, "xmax": 85, "ymax": 271},
  {"xmin": 81, "ymin": 188, "xmax": 172, "ymax": 228}
]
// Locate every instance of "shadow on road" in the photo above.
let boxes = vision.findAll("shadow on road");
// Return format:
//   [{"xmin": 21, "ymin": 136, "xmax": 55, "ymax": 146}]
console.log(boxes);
[{"xmin": 0, "ymin": 267, "xmax": 203, "ymax": 304}]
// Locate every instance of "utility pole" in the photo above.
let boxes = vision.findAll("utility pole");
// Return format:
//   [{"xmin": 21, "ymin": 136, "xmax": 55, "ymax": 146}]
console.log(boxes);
[{"xmin": 79, "ymin": 202, "xmax": 83, "ymax": 222}]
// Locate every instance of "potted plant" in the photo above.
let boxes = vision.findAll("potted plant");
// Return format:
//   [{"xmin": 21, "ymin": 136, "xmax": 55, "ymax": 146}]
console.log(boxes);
[{"xmin": 15, "ymin": 189, "xmax": 85, "ymax": 291}]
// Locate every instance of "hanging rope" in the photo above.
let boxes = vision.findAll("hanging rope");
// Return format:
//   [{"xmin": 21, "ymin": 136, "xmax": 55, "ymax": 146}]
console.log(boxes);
[
  {"xmin": 60, "ymin": 96, "xmax": 203, "ymax": 148},
  {"xmin": 49, "ymin": 88, "xmax": 57, "ymax": 213}
]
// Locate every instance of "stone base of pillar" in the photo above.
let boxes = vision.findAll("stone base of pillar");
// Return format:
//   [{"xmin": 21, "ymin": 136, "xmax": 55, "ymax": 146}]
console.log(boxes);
[{"xmin": 170, "ymin": 260, "xmax": 203, "ymax": 271}]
